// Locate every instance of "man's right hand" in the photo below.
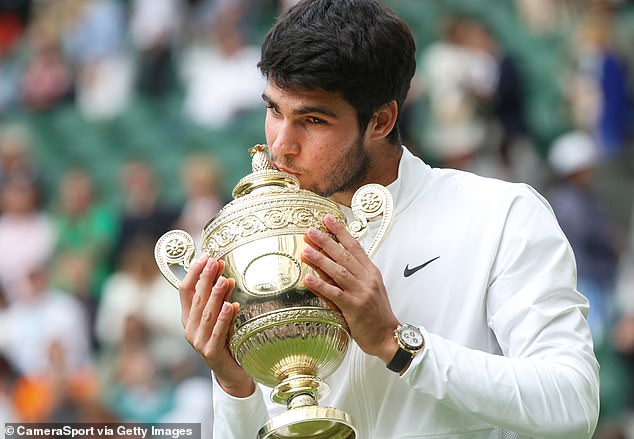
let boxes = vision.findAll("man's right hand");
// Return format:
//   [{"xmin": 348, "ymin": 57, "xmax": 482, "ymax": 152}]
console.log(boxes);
[{"xmin": 179, "ymin": 254, "xmax": 256, "ymax": 397}]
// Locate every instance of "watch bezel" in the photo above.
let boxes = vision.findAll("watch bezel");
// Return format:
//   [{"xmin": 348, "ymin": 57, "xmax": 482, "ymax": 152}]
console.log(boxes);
[{"xmin": 397, "ymin": 323, "xmax": 424, "ymax": 352}]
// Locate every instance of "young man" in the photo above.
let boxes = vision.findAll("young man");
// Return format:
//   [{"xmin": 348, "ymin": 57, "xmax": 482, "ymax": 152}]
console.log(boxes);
[{"xmin": 178, "ymin": 0, "xmax": 600, "ymax": 437}]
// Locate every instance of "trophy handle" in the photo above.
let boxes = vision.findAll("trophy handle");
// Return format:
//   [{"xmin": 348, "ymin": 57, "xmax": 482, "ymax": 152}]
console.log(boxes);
[
  {"xmin": 154, "ymin": 230, "xmax": 197, "ymax": 289},
  {"xmin": 347, "ymin": 183, "xmax": 393, "ymax": 258}
]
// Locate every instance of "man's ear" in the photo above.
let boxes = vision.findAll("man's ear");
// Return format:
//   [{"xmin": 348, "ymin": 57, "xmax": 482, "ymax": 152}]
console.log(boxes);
[{"xmin": 367, "ymin": 101, "xmax": 398, "ymax": 141}]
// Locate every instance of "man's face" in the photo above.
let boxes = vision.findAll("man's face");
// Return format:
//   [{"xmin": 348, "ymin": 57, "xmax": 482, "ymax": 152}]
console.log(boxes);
[{"xmin": 263, "ymin": 82, "xmax": 370, "ymax": 200}]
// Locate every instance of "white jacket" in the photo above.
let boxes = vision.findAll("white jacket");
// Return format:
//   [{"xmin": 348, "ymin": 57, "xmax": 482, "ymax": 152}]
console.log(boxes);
[{"xmin": 212, "ymin": 147, "xmax": 600, "ymax": 438}]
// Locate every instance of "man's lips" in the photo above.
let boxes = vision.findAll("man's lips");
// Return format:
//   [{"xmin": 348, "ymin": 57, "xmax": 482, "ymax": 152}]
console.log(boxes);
[{"xmin": 276, "ymin": 166, "xmax": 301, "ymax": 178}]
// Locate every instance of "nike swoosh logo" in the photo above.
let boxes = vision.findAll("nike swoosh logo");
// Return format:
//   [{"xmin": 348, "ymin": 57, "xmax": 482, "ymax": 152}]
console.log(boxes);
[{"xmin": 404, "ymin": 256, "xmax": 440, "ymax": 277}]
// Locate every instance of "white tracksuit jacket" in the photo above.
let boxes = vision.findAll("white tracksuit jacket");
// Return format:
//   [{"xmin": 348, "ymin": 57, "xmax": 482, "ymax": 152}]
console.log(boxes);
[{"xmin": 211, "ymin": 147, "xmax": 600, "ymax": 438}]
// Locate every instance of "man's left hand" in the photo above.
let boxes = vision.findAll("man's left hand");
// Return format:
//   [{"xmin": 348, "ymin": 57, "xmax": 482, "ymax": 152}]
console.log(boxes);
[{"xmin": 302, "ymin": 214, "xmax": 400, "ymax": 364}]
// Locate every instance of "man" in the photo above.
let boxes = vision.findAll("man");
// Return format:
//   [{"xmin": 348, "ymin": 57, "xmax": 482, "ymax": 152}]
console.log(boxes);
[{"xmin": 179, "ymin": 0, "xmax": 600, "ymax": 437}]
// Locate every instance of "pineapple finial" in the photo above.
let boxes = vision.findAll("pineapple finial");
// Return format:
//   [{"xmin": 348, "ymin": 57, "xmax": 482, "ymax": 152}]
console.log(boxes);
[{"xmin": 249, "ymin": 144, "xmax": 275, "ymax": 172}]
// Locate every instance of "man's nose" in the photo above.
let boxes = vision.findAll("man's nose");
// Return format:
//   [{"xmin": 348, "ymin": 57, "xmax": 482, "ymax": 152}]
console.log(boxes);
[{"xmin": 269, "ymin": 120, "xmax": 301, "ymax": 158}]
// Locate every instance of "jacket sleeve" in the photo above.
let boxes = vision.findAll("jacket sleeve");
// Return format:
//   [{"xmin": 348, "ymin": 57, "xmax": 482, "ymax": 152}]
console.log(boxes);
[
  {"xmin": 212, "ymin": 375, "xmax": 275, "ymax": 438},
  {"xmin": 402, "ymin": 184, "xmax": 600, "ymax": 438}
]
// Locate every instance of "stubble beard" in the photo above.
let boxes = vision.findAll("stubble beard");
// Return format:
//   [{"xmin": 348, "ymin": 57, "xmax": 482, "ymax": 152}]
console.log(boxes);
[{"xmin": 319, "ymin": 135, "xmax": 370, "ymax": 198}]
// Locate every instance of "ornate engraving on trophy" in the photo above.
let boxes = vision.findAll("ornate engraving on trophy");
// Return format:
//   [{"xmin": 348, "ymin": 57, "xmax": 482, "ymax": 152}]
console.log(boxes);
[{"xmin": 204, "ymin": 201, "xmax": 333, "ymax": 259}]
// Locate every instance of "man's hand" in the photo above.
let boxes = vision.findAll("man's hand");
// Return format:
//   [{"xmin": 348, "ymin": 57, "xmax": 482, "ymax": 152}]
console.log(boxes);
[
  {"xmin": 301, "ymin": 214, "xmax": 400, "ymax": 364},
  {"xmin": 179, "ymin": 254, "xmax": 255, "ymax": 397}
]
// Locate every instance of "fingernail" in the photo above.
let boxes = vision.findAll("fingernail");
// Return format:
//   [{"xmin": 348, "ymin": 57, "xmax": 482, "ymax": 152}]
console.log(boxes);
[
  {"xmin": 305, "ymin": 273, "xmax": 316, "ymax": 284},
  {"xmin": 216, "ymin": 276, "xmax": 227, "ymax": 288},
  {"xmin": 306, "ymin": 227, "xmax": 320, "ymax": 237},
  {"xmin": 196, "ymin": 254, "xmax": 208, "ymax": 265},
  {"xmin": 222, "ymin": 302, "xmax": 231, "ymax": 314},
  {"xmin": 204, "ymin": 257, "xmax": 216, "ymax": 272},
  {"xmin": 303, "ymin": 246, "xmax": 315, "ymax": 255}
]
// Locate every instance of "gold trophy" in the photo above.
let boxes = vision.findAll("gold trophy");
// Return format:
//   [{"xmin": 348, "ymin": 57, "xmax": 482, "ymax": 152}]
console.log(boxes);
[{"xmin": 155, "ymin": 145, "xmax": 393, "ymax": 438}]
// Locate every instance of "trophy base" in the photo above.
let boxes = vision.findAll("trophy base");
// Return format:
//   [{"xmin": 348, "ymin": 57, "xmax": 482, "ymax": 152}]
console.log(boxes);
[{"xmin": 257, "ymin": 406, "xmax": 357, "ymax": 439}]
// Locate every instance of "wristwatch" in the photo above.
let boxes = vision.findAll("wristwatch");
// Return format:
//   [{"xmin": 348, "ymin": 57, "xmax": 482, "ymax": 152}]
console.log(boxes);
[{"xmin": 386, "ymin": 323, "xmax": 425, "ymax": 373}]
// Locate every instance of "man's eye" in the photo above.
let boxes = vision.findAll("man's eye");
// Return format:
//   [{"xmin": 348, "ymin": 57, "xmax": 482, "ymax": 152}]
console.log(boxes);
[
  {"xmin": 266, "ymin": 104, "xmax": 280, "ymax": 115},
  {"xmin": 308, "ymin": 117, "xmax": 325, "ymax": 125}
]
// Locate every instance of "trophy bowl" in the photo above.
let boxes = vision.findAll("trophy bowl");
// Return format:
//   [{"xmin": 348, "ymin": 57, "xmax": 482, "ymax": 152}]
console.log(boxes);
[{"xmin": 155, "ymin": 145, "xmax": 393, "ymax": 439}]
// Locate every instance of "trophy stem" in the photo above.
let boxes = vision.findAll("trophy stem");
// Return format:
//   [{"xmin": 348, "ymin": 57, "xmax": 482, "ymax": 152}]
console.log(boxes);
[
  {"xmin": 287, "ymin": 392, "xmax": 317, "ymax": 410},
  {"xmin": 271, "ymin": 374, "xmax": 330, "ymax": 406}
]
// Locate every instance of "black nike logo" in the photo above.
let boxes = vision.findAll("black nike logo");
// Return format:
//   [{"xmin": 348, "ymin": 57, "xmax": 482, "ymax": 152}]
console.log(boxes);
[{"xmin": 404, "ymin": 256, "xmax": 440, "ymax": 277}]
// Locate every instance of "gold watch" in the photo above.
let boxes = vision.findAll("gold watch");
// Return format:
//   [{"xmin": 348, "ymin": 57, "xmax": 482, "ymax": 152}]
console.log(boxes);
[{"xmin": 387, "ymin": 323, "xmax": 424, "ymax": 373}]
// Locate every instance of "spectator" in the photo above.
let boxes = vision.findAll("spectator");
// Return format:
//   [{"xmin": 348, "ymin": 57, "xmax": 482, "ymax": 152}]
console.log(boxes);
[
  {"xmin": 567, "ymin": 13, "xmax": 632, "ymax": 159},
  {"xmin": 514, "ymin": 0, "xmax": 582, "ymax": 35},
  {"xmin": 175, "ymin": 152, "xmax": 224, "ymax": 248},
  {"xmin": 130, "ymin": 0, "xmax": 185, "ymax": 51},
  {"xmin": 66, "ymin": 0, "xmax": 131, "ymax": 121},
  {"xmin": 75, "ymin": 52, "xmax": 134, "ymax": 121},
  {"xmin": 1, "ymin": 264, "xmax": 92, "ymax": 379},
  {"xmin": 110, "ymin": 159, "xmax": 179, "ymax": 268},
  {"xmin": 102, "ymin": 343, "xmax": 174, "ymax": 423},
  {"xmin": 20, "ymin": 26, "xmax": 73, "ymax": 112},
  {"xmin": 49, "ymin": 169, "xmax": 118, "ymax": 330},
  {"xmin": 129, "ymin": 0, "xmax": 185, "ymax": 99},
  {"xmin": 95, "ymin": 235, "xmax": 183, "ymax": 366},
  {"xmin": 459, "ymin": 19, "xmax": 545, "ymax": 189},
  {"xmin": 0, "ymin": 175, "xmax": 56, "ymax": 302},
  {"xmin": 11, "ymin": 338, "xmax": 100, "ymax": 422},
  {"xmin": 547, "ymin": 131, "xmax": 621, "ymax": 345},
  {"xmin": 159, "ymin": 376, "xmax": 214, "ymax": 439},
  {"xmin": 0, "ymin": 122, "xmax": 39, "ymax": 186},
  {"xmin": 414, "ymin": 16, "xmax": 498, "ymax": 172},
  {"xmin": 181, "ymin": 8, "xmax": 264, "ymax": 128}
]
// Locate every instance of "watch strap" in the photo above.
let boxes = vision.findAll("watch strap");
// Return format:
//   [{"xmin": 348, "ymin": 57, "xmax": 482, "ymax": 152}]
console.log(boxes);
[{"xmin": 387, "ymin": 346, "xmax": 412, "ymax": 373}]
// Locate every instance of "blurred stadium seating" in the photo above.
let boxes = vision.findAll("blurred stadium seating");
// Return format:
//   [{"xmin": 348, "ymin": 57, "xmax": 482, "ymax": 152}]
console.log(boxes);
[{"xmin": 2, "ymin": 1, "xmax": 632, "ymax": 209}]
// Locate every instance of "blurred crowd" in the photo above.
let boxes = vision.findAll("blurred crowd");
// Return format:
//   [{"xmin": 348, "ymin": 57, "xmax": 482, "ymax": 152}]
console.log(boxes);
[
  {"xmin": 409, "ymin": 4, "xmax": 634, "ymax": 439},
  {"xmin": 405, "ymin": 2, "xmax": 634, "ymax": 438},
  {"xmin": 0, "ymin": 0, "xmax": 281, "ymax": 123},
  {"xmin": 0, "ymin": 0, "xmax": 634, "ymax": 438}
]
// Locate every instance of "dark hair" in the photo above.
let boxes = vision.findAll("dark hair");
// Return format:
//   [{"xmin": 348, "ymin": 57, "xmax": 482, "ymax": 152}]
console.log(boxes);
[{"xmin": 258, "ymin": 0, "xmax": 416, "ymax": 145}]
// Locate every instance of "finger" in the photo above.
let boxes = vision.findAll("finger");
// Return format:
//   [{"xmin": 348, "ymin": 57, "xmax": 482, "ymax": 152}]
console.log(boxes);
[
  {"xmin": 323, "ymin": 214, "xmax": 370, "ymax": 262},
  {"xmin": 305, "ymin": 226, "xmax": 365, "ymax": 279},
  {"xmin": 216, "ymin": 260, "xmax": 234, "ymax": 301},
  {"xmin": 229, "ymin": 301, "xmax": 240, "ymax": 339},
  {"xmin": 179, "ymin": 254, "xmax": 209, "ymax": 325},
  {"xmin": 302, "ymin": 244, "xmax": 358, "ymax": 292},
  {"xmin": 187, "ymin": 257, "xmax": 222, "ymax": 329},
  {"xmin": 224, "ymin": 277, "xmax": 236, "ymax": 302},
  {"xmin": 304, "ymin": 272, "xmax": 346, "ymax": 311},
  {"xmin": 298, "ymin": 258, "xmax": 340, "ymax": 311},
  {"xmin": 204, "ymin": 301, "xmax": 237, "ymax": 360},
  {"xmin": 195, "ymin": 275, "xmax": 230, "ymax": 346},
  {"xmin": 302, "ymin": 236, "xmax": 336, "ymax": 285},
  {"xmin": 302, "ymin": 258, "xmax": 336, "ymax": 287}
]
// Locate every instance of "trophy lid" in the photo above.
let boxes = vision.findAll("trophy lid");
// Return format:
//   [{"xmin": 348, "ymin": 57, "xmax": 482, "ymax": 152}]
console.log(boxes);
[
  {"xmin": 232, "ymin": 145, "xmax": 300, "ymax": 198},
  {"xmin": 201, "ymin": 144, "xmax": 346, "ymax": 259}
]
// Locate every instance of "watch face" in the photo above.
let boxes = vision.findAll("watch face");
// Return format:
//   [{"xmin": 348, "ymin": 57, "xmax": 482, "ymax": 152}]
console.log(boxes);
[{"xmin": 399, "ymin": 325, "xmax": 424, "ymax": 350}]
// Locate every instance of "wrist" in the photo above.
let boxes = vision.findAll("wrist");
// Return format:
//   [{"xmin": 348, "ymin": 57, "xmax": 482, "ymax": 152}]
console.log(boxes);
[
  {"xmin": 216, "ymin": 372, "xmax": 256, "ymax": 398},
  {"xmin": 386, "ymin": 323, "xmax": 425, "ymax": 374},
  {"xmin": 378, "ymin": 323, "xmax": 401, "ymax": 364}
]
